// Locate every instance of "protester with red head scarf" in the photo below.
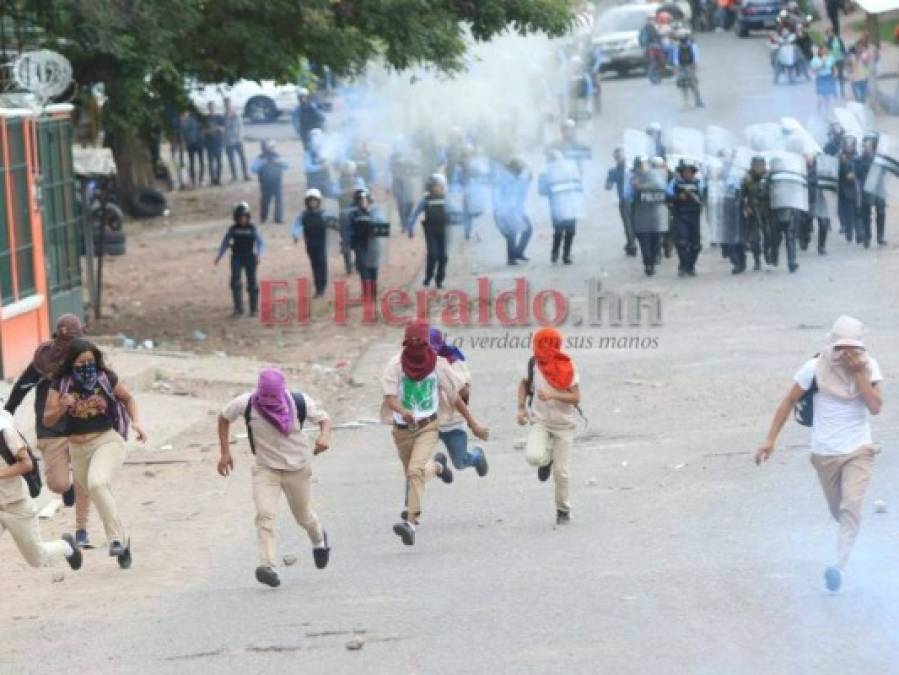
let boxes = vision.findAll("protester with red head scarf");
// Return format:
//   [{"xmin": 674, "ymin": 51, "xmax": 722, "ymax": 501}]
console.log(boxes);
[
  {"xmin": 218, "ymin": 367, "xmax": 333, "ymax": 588},
  {"xmin": 429, "ymin": 327, "xmax": 490, "ymax": 477},
  {"xmin": 517, "ymin": 326, "xmax": 581, "ymax": 525},
  {"xmin": 381, "ymin": 320, "xmax": 488, "ymax": 546},
  {"xmin": 3, "ymin": 314, "xmax": 94, "ymax": 548}
]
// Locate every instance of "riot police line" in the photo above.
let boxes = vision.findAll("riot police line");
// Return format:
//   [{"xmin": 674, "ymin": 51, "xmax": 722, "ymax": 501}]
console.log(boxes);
[{"xmin": 616, "ymin": 104, "xmax": 897, "ymax": 278}]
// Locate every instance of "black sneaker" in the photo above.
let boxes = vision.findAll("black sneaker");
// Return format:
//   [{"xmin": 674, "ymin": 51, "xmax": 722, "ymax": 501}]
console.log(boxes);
[
  {"xmin": 255, "ymin": 565, "xmax": 281, "ymax": 587},
  {"xmin": 313, "ymin": 531, "xmax": 330, "ymax": 570},
  {"xmin": 117, "ymin": 542, "xmax": 132, "ymax": 570},
  {"xmin": 537, "ymin": 461, "xmax": 553, "ymax": 482},
  {"xmin": 61, "ymin": 533, "xmax": 82, "ymax": 571},
  {"xmin": 556, "ymin": 510, "xmax": 571, "ymax": 525},
  {"xmin": 516, "ymin": 255, "xmax": 530, "ymax": 262},
  {"xmin": 393, "ymin": 521, "xmax": 415, "ymax": 546},
  {"xmin": 109, "ymin": 540, "xmax": 125, "ymax": 557},
  {"xmin": 473, "ymin": 447, "xmax": 489, "ymax": 477},
  {"xmin": 824, "ymin": 566, "xmax": 842, "ymax": 592},
  {"xmin": 788, "ymin": 262, "xmax": 799, "ymax": 273},
  {"xmin": 62, "ymin": 485, "xmax": 76, "ymax": 507},
  {"xmin": 400, "ymin": 508, "xmax": 408, "ymax": 521},
  {"xmin": 75, "ymin": 529, "xmax": 92, "ymax": 549},
  {"xmin": 562, "ymin": 258, "xmax": 573, "ymax": 265},
  {"xmin": 434, "ymin": 452, "xmax": 454, "ymax": 484}
]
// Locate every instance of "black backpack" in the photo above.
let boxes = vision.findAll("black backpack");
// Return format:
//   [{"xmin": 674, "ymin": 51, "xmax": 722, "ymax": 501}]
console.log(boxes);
[
  {"xmin": 525, "ymin": 357, "xmax": 587, "ymax": 425},
  {"xmin": 243, "ymin": 392, "xmax": 307, "ymax": 455},
  {"xmin": 794, "ymin": 378, "xmax": 818, "ymax": 427},
  {"xmin": 0, "ymin": 427, "xmax": 42, "ymax": 498}
]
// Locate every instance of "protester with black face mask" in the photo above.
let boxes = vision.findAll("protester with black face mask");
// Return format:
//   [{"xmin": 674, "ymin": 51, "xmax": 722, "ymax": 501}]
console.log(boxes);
[{"xmin": 43, "ymin": 339, "xmax": 147, "ymax": 569}]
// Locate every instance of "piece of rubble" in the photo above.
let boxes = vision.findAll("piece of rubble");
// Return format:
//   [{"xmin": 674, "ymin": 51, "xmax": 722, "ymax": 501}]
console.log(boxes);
[
  {"xmin": 874, "ymin": 500, "xmax": 888, "ymax": 514},
  {"xmin": 38, "ymin": 499, "xmax": 62, "ymax": 520},
  {"xmin": 282, "ymin": 554, "xmax": 298, "ymax": 566},
  {"xmin": 51, "ymin": 571, "xmax": 65, "ymax": 583},
  {"xmin": 585, "ymin": 478, "xmax": 598, "ymax": 486},
  {"xmin": 159, "ymin": 444, "xmax": 174, "ymax": 452},
  {"xmin": 345, "ymin": 637, "xmax": 365, "ymax": 651}
]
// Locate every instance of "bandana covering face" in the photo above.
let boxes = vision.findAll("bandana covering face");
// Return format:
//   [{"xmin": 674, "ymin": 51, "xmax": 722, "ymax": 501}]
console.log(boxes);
[
  {"xmin": 815, "ymin": 315, "xmax": 871, "ymax": 400},
  {"xmin": 33, "ymin": 314, "xmax": 84, "ymax": 376},
  {"xmin": 402, "ymin": 321, "xmax": 437, "ymax": 381},
  {"xmin": 251, "ymin": 368, "xmax": 294, "ymax": 435},
  {"xmin": 533, "ymin": 327, "xmax": 574, "ymax": 390},
  {"xmin": 428, "ymin": 328, "xmax": 465, "ymax": 364},
  {"xmin": 72, "ymin": 362, "xmax": 99, "ymax": 392}
]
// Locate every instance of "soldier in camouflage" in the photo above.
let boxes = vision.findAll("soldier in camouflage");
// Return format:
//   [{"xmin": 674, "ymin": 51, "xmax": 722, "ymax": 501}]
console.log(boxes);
[{"xmin": 741, "ymin": 156, "xmax": 771, "ymax": 272}]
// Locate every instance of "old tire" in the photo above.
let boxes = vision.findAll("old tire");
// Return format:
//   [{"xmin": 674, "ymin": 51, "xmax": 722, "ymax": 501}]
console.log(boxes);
[
  {"xmin": 92, "ymin": 202, "xmax": 124, "ymax": 231},
  {"xmin": 94, "ymin": 229, "xmax": 127, "ymax": 257},
  {"xmin": 130, "ymin": 188, "xmax": 167, "ymax": 218},
  {"xmin": 245, "ymin": 96, "xmax": 278, "ymax": 123}
]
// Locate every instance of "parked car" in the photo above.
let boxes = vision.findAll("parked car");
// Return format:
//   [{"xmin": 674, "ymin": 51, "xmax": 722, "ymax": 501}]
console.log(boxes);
[
  {"xmin": 592, "ymin": 3, "xmax": 690, "ymax": 76},
  {"xmin": 733, "ymin": 0, "xmax": 784, "ymax": 37},
  {"xmin": 188, "ymin": 80, "xmax": 299, "ymax": 123}
]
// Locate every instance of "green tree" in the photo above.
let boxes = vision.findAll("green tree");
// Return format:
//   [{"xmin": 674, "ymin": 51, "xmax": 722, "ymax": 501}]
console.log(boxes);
[{"xmin": 8, "ymin": 0, "xmax": 575, "ymax": 201}]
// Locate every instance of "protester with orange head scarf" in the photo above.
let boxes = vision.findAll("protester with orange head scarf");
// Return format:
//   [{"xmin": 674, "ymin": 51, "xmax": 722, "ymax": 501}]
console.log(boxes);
[
  {"xmin": 381, "ymin": 320, "xmax": 488, "ymax": 546},
  {"xmin": 517, "ymin": 326, "xmax": 581, "ymax": 525}
]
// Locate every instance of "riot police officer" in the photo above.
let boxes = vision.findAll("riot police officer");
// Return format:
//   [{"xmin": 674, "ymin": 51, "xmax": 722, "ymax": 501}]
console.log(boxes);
[
  {"xmin": 856, "ymin": 135, "xmax": 886, "ymax": 247},
  {"xmin": 606, "ymin": 147, "xmax": 637, "ymax": 256},
  {"xmin": 214, "ymin": 202, "xmax": 263, "ymax": 317},
  {"xmin": 625, "ymin": 157, "xmax": 669, "ymax": 277},
  {"xmin": 539, "ymin": 149, "xmax": 583, "ymax": 264},
  {"xmin": 349, "ymin": 188, "xmax": 382, "ymax": 301},
  {"xmin": 337, "ymin": 160, "xmax": 364, "ymax": 275},
  {"xmin": 837, "ymin": 135, "xmax": 861, "ymax": 244},
  {"xmin": 741, "ymin": 156, "xmax": 771, "ymax": 271},
  {"xmin": 767, "ymin": 152, "xmax": 806, "ymax": 273},
  {"xmin": 668, "ymin": 159, "xmax": 704, "ymax": 276},
  {"xmin": 407, "ymin": 174, "xmax": 450, "ymax": 288}
]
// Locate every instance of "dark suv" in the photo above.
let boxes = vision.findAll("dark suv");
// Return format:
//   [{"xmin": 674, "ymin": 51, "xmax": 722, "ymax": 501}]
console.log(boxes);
[{"xmin": 734, "ymin": 0, "xmax": 784, "ymax": 37}]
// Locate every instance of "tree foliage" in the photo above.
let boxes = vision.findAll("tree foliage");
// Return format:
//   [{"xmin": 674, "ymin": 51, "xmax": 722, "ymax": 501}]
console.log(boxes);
[{"xmin": 4, "ymin": 0, "xmax": 576, "ymax": 193}]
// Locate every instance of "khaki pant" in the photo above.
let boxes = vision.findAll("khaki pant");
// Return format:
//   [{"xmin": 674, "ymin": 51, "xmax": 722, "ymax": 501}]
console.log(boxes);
[
  {"xmin": 526, "ymin": 422, "xmax": 573, "ymax": 513},
  {"xmin": 69, "ymin": 429, "xmax": 127, "ymax": 545},
  {"xmin": 38, "ymin": 436, "xmax": 91, "ymax": 530},
  {"xmin": 0, "ymin": 499, "xmax": 69, "ymax": 567},
  {"xmin": 252, "ymin": 463, "xmax": 323, "ymax": 568},
  {"xmin": 392, "ymin": 420, "xmax": 440, "ymax": 522},
  {"xmin": 810, "ymin": 445, "xmax": 876, "ymax": 570}
]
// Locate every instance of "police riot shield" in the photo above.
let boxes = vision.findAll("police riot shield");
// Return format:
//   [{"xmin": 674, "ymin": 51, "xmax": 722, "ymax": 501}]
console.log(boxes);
[
  {"xmin": 833, "ymin": 107, "xmax": 864, "ymax": 144},
  {"xmin": 668, "ymin": 127, "xmax": 705, "ymax": 168},
  {"xmin": 705, "ymin": 125, "xmax": 737, "ymax": 158},
  {"xmin": 766, "ymin": 150, "xmax": 808, "ymax": 212},
  {"xmin": 704, "ymin": 156, "xmax": 726, "ymax": 244},
  {"xmin": 781, "ymin": 117, "xmax": 821, "ymax": 155},
  {"xmin": 707, "ymin": 157, "xmax": 744, "ymax": 245},
  {"xmin": 744, "ymin": 123, "xmax": 784, "ymax": 152},
  {"xmin": 623, "ymin": 128, "xmax": 653, "ymax": 168},
  {"xmin": 863, "ymin": 133, "xmax": 899, "ymax": 199},
  {"xmin": 544, "ymin": 157, "xmax": 584, "ymax": 222},
  {"xmin": 815, "ymin": 154, "xmax": 839, "ymax": 222},
  {"xmin": 631, "ymin": 168, "xmax": 670, "ymax": 234},
  {"xmin": 732, "ymin": 146, "xmax": 754, "ymax": 173},
  {"xmin": 847, "ymin": 101, "xmax": 877, "ymax": 139}
]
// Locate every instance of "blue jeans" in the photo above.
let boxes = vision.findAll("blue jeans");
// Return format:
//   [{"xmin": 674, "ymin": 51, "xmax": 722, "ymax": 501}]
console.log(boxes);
[{"xmin": 439, "ymin": 429, "xmax": 480, "ymax": 470}]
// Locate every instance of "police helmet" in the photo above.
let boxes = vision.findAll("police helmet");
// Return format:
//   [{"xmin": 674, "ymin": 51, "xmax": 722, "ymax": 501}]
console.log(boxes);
[
  {"xmin": 297, "ymin": 87, "xmax": 309, "ymax": 97},
  {"xmin": 632, "ymin": 156, "xmax": 645, "ymax": 170},
  {"xmin": 828, "ymin": 122, "xmax": 844, "ymax": 138},
  {"xmin": 305, "ymin": 188, "xmax": 323, "ymax": 202},
  {"xmin": 646, "ymin": 122, "xmax": 662, "ymax": 136},
  {"xmin": 678, "ymin": 158, "xmax": 697, "ymax": 172},
  {"xmin": 750, "ymin": 155, "xmax": 766, "ymax": 169},
  {"xmin": 353, "ymin": 188, "xmax": 370, "ymax": 204},
  {"xmin": 233, "ymin": 201, "xmax": 251, "ymax": 221}
]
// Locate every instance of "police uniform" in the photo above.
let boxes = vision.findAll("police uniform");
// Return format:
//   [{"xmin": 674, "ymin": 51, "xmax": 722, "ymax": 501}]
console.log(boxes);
[
  {"xmin": 669, "ymin": 172, "xmax": 703, "ymax": 275},
  {"xmin": 349, "ymin": 206, "xmax": 381, "ymax": 299},
  {"xmin": 740, "ymin": 173, "xmax": 771, "ymax": 271},
  {"xmin": 216, "ymin": 210, "xmax": 263, "ymax": 316},
  {"xmin": 540, "ymin": 155, "xmax": 583, "ymax": 264},
  {"xmin": 855, "ymin": 150, "xmax": 885, "ymax": 247},
  {"xmin": 627, "ymin": 168, "xmax": 669, "ymax": 276},
  {"xmin": 301, "ymin": 207, "xmax": 329, "ymax": 297}
]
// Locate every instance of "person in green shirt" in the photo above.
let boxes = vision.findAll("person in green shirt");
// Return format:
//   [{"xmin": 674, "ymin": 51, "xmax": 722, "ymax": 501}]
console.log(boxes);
[{"xmin": 825, "ymin": 27, "xmax": 847, "ymax": 98}]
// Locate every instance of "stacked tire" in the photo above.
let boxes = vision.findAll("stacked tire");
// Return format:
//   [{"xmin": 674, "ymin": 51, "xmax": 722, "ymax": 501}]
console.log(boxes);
[{"xmin": 92, "ymin": 202, "xmax": 126, "ymax": 256}]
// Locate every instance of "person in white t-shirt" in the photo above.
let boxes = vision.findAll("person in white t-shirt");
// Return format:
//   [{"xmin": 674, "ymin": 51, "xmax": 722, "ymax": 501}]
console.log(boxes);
[
  {"xmin": 517, "ymin": 327, "xmax": 581, "ymax": 525},
  {"xmin": 756, "ymin": 316, "xmax": 883, "ymax": 592},
  {"xmin": 381, "ymin": 321, "xmax": 489, "ymax": 547},
  {"xmin": 218, "ymin": 368, "xmax": 332, "ymax": 588}
]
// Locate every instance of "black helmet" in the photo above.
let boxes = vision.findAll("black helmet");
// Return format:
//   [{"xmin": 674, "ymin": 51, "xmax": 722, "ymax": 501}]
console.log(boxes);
[
  {"xmin": 750, "ymin": 155, "xmax": 766, "ymax": 169},
  {"xmin": 353, "ymin": 188, "xmax": 370, "ymax": 204},
  {"xmin": 233, "ymin": 201, "xmax": 251, "ymax": 221}
]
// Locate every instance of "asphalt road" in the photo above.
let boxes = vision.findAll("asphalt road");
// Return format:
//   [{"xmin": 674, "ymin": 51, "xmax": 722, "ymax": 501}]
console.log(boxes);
[{"xmin": 4, "ymin": 32, "xmax": 899, "ymax": 675}]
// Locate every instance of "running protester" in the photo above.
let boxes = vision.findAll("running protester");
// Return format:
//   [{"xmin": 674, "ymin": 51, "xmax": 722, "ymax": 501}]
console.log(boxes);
[
  {"xmin": 4, "ymin": 314, "xmax": 93, "ymax": 548},
  {"xmin": 218, "ymin": 368, "xmax": 332, "ymax": 588},
  {"xmin": 381, "ymin": 321, "xmax": 488, "ymax": 546},
  {"xmin": 0, "ymin": 409, "xmax": 83, "ymax": 571},
  {"xmin": 517, "ymin": 327, "xmax": 582, "ymax": 525},
  {"xmin": 756, "ymin": 316, "xmax": 883, "ymax": 592},
  {"xmin": 43, "ymin": 339, "xmax": 147, "ymax": 569},
  {"xmin": 429, "ymin": 328, "xmax": 490, "ymax": 477}
]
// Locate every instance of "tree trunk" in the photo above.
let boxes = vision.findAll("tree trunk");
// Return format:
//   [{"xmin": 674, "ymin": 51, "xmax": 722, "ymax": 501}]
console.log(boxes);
[{"xmin": 108, "ymin": 130, "xmax": 155, "ymax": 208}]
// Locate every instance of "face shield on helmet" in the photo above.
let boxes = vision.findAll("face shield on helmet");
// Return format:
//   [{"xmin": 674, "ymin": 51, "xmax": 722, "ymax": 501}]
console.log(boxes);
[{"xmin": 233, "ymin": 201, "xmax": 251, "ymax": 222}]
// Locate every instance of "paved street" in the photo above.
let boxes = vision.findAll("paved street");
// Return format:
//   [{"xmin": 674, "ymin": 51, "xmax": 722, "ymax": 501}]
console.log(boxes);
[{"xmin": 3, "ymin": 32, "xmax": 899, "ymax": 675}]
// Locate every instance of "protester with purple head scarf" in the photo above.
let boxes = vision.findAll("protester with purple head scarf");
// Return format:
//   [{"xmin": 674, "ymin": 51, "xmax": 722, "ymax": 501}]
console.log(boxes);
[
  {"xmin": 429, "ymin": 328, "xmax": 489, "ymax": 479},
  {"xmin": 218, "ymin": 367, "xmax": 333, "ymax": 588}
]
